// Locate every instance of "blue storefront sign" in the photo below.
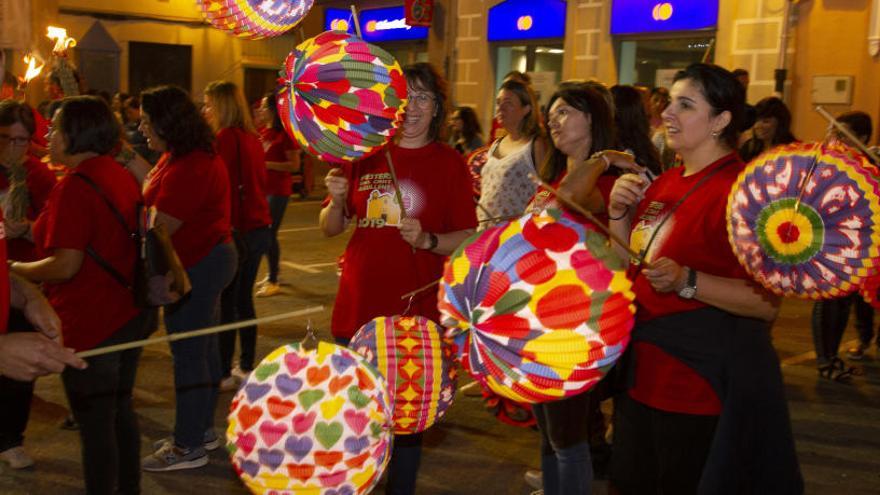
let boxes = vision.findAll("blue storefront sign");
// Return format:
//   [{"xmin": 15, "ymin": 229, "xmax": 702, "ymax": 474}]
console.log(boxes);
[
  {"xmin": 325, "ymin": 6, "xmax": 429, "ymax": 42},
  {"xmin": 611, "ymin": 1, "xmax": 718, "ymax": 35},
  {"xmin": 487, "ymin": 0, "xmax": 566, "ymax": 42}
]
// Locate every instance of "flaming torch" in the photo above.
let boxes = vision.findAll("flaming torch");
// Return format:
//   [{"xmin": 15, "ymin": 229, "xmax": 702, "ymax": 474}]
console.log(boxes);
[
  {"xmin": 45, "ymin": 26, "xmax": 79, "ymax": 97},
  {"xmin": 14, "ymin": 53, "xmax": 46, "ymax": 100}
]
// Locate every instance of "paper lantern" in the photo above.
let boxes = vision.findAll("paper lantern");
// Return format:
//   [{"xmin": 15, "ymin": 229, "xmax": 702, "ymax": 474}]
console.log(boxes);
[
  {"xmin": 350, "ymin": 316, "xmax": 457, "ymax": 435},
  {"xmin": 439, "ymin": 209, "xmax": 636, "ymax": 404},
  {"xmin": 198, "ymin": 0, "xmax": 314, "ymax": 40},
  {"xmin": 278, "ymin": 30, "xmax": 407, "ymax": 164},
  {"xmin": 727, "ymin": 141, "xmax": 880, "ymax": 299},
  {"xmin": 226, "ymin": 342, "xmax": 392, "ymax": 494}
]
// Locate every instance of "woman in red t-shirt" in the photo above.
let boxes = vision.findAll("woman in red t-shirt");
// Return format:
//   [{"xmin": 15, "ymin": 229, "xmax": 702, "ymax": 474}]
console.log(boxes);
[
  {"xmin": 320, "ymin": 63, "xmax": 477, "ymax": 495},
  {"xmin": 139, "ymin": 85, "xmax": 237, "ymax": 472},
  {"xmin": 203, "ymin": 81, "xmax": 272, "ymax": 390},
  {"xmin": 255, "ymin": 90, "xmax": 300, "ymax": 298},
  {"xmin": 607, "ymin": 64, "xmax": 800, "ymax": 494},
  {"xmin": 0, "ymin": 100, "xmax": 58, "ymax": 470},
  {"xmin": 11, "ymin": 96, "xmax": 149, "ymax": 493}
]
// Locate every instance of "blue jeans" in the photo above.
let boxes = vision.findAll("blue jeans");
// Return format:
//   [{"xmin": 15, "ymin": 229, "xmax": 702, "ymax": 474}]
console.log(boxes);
[
  {"xmin": 533, "ymin": 392, "xmax": 594, "ymax": 495},
  {"xmin": 220, "ymin": 226, "xmax": 271, "ymax": 375},
  {"xmin": 266, "ymin": 195, "xmax": 290, "ymax": 283},
  {"xmin": 63, "ymin": 309, "xmax": 154, "ymax": 495},
  {"xmin": 165, "ymin": 241, "xmax": 236, "ymax": 449}
]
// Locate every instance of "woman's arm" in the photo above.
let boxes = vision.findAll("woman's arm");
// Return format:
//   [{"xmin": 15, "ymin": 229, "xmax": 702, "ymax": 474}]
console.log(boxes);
[
  {"xmin": 607, "ymin": 173, "xmax": 648, "ymax": 263},
  {"xmin": 319, "ymin": 170, "xmax": 350, "ymax": 237},
  {"xmin": 642, "ymin": 257, "xmax": 780, "ymax": 321},
  {"xmin": 10, "ymin": 248, "xmax": 84, "ymax": 283},
  {"xmin": 266, "ymin": 149, "xmax": 301, "ymax": 173},
  {"xmin": 153, "ymin": 210, "xmax": 184, "ymax": 236},
  {"xmin": 399, "ymin": 219, "xmax": 474, "ymax": 256}
]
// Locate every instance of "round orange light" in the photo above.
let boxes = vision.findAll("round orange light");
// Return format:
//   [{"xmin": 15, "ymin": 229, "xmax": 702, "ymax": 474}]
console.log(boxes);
[
  {"xmin": 366, "ymin": 20, "xmax": 378, "ymax": 33},
  {"xmin": 652, "ymin": 2, "xmax": 674, "ymax": 21},
  {"xmin": 517, "ymin": 15, "xmax": 533, "ymax": 31},
  {"xmin": 331, "ymin": 19, "xmax": 349, "ymax": 31}
]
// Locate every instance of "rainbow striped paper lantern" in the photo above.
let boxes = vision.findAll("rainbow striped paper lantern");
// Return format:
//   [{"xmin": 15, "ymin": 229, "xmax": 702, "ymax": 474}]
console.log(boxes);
[
  {"xmin": 226, "ymin": 342, "xmax": 392, "ymax": 494},
  {"xmin": 198, "ymin": 0, "xmax": 314, "ymax": 40},
  {"xmin": 277, "ymin": 30, "xmax": 407, "ymax": 164},
  {"xmin": 439, "ymin": 209, "xmax": 636, "ymax": 404},
  {"xmin": 350, "ymin": 316, "xmax": 458, "ymax": 435}
]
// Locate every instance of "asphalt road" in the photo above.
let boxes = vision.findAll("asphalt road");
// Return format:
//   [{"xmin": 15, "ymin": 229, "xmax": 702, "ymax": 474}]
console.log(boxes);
[{"xmin": 0, "ymin": 198, "xmax": 878, "ymax": 494}]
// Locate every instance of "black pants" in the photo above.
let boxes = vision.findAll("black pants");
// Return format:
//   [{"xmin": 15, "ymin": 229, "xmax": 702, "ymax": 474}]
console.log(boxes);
[
  {"xmin": 0, "ymin": 310, "xmax": 35, "ymax": 452},
  {"xmin": 610, "ymin": 393, "xmax": 718, "ymax": 495},
  {"xmin": 220, "ymin": 226, "xmax": 271, "ymax": 375},
  {"xmin": 62, "ymin": 309, "xmax": 153, "ymax": 495},
  {"xmin": 811, "ymin": 294, "xmax": 874, "ymax": 364}
]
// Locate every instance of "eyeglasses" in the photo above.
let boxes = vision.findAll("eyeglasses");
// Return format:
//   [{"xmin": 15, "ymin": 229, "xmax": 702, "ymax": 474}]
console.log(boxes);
[
  {"xmin": 409, "ymin": 92, "xmax": 436, "ymax": 108},
  {"xmin": 0, "ymin": 134, "xmax": 30, "ymax": 146}
]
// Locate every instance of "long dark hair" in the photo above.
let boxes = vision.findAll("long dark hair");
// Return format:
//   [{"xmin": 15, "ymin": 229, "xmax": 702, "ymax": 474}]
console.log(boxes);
[
  {"xmin": 611, "ymin": 85, "xmax": 662, "ymax": 176},
  {"xmin": 140, "ymin": 85, "xmax": 214, "ymax": 157},
  {"xmin": 455, "ymin": 106, "xmax": 482, "ymax": 144},
  {"xmin": 754, "ymin": 97, "xmax": 795, "ymax": 145},
  {"xmin": 672, "ymin": 64, "xmax": 744, "ymax": 150},
  {"xmin": 403, "ymin": 63, "xmax": 449, "ymax": 142},
  {"xmin": 540, "ymin": 82, "xmax": 614, "ymax": 183}
]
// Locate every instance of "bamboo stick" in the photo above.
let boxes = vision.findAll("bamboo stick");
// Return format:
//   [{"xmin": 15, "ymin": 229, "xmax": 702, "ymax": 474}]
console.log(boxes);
[{"xmin": 77, "ymin": 306, "xmax": 325, "ymax": 358}]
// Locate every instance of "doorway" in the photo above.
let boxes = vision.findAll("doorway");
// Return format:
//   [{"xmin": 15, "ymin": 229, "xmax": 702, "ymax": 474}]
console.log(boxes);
[
  {"xmin": 494, "ymin": 44, "xmax": 563, "ymax": 107},
  {"xmin": 617, "ymin": 36, "xmax": 714, "ymax": 89}
]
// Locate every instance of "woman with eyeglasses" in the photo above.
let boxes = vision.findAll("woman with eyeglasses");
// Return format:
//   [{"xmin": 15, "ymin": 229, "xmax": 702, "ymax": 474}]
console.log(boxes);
[
  {"xmin": 10, "ymin": 96, "xmax": 150, "ymax": 494},
  {"xmin": 0, "ymin": 100, "xmax": 58, "ymax": 471},
  {"xmin": 320, "ymin": 62, "xmax": 477, "ymax": 495},
  {"xmin": 606, "ymin": 64, "xmax": 801, "ymax": 494}
]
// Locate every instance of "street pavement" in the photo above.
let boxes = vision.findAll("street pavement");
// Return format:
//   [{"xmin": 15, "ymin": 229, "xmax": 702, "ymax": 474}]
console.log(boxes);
[{"xmin": 0, "ymin": 198, "xmax": 878, "ymax": 494}]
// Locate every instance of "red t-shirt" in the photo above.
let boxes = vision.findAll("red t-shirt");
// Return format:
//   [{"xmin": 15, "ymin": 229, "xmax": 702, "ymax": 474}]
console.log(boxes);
[
  {"xmin": 143, "ymin": 150, "xmax": 232, "ymax": 268},
  {"xmin": 329, "ymin": 142, "xmax": 478, "ymax": 339},
  {"xmin": 32, "ymin": 155, "xmax": 141, "ymax": 352},
  {"xmin": 260, "ymin": 128, "xmax": 298, "ymax": 197},
  {"xmin": 0, "ymin": 208, "xmax": 10, "ymax": 334},
  {"xmin": 1, "ymin": 157, "xmax": 57, "ymax": 261},
  {"xmin": 627, "ymin": 152, "xmax": 748, "ymax": 415},
  {"xmin": 216, "ymin": 127, "xmax": 271, "ymax": 232}
]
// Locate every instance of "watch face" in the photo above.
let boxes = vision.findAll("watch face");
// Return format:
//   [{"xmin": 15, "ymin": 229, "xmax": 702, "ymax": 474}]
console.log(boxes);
[{"xmin": 679, "ymin": 287, "xmax": 696, "ymax": 299}]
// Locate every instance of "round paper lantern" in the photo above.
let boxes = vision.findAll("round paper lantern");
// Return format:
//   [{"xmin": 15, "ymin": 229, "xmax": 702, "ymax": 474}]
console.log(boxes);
[
  {"xmin": 350, "ymin": 316, "xmax": 457, "ymax": 435},
  {"xmin": 439, "ymin": 209, "xmax": 636, "ymax": 403},
  {"xmin": 226, "ymin": 341, "xmax": 392, "ymax": 494},
  {"xmin": 277, "ymin": 30, "xmax": 407, "ymax": 164},
  {"xmin": 198, "ymin": 0, "xmax": 315, "ymax": 40}
]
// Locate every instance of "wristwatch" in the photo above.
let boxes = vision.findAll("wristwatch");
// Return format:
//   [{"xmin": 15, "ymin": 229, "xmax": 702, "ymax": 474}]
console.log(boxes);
[
  {"xmin": 425, "ymin": 233, "xmax": 439, "ymax": 251},
  {"xmin": 678, "ymin": 267, "xmax": 697, "ymax": 299}
]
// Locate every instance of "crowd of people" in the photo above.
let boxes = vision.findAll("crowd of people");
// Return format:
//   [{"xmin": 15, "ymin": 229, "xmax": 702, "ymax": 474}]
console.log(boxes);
[{"xmin": 0, "ymin": 58, "xmax": 877, "ymax": 495}]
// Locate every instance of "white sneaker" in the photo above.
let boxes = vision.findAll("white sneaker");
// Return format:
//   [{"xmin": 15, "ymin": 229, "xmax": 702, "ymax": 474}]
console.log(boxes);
[
  {"xmin": 524, "ymin": 469, "xmax": 543, "ymax": 490},
  {"xmin": 0, "ymin": 447, "xmax": 34, "ymax": 469},
  {"xmin": 255, "ymin": 282, "xmax": 282, "ymax": 297},
  {"xmin": 231, "ymin": 366, "xmax": 251, "ymax": 381}
]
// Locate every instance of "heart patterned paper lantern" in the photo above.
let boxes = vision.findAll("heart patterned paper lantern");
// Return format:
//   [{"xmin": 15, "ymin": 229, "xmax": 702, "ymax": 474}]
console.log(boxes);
[
  {"xmin": 226, "ymin": 341, "xmax": 392, "ymax": 494},
  {"xmin": 198, "ymin": 0, "xmax": 315, "ymax": 40},
  {"xmin": 277, "ymin": 30, "xmax": 407, "ymax": 164},
  {"xmin": 350, "ymin": 316, "xmax": 458, "ymax": 435},
  {"xmin": 439, "ymin": 209, "xmax": 636, "ymax": 404}
]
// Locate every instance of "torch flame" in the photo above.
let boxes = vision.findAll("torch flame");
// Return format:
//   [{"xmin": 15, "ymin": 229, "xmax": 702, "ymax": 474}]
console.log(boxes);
[
  {"xmin": 22, "ymin": 54, "xmax": 45, "ymax": 83},
  {"xmin": 47, "ymin": 26, "xmax": 77, "ymax": 54}
]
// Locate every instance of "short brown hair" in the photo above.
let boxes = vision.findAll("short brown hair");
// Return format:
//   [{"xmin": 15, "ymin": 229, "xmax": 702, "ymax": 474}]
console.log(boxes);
[
  {"xmin": 403, "ymin": 63, "xmax": 449, "ymax": 142},
  {"xmin": 498, "ymin": 79, "xmax": 542, "ymax": 138}
]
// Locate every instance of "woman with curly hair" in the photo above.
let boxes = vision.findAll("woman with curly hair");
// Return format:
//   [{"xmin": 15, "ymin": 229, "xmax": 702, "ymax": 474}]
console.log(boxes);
[{"xmin": 138, "ymin": 85, "xmax": 236, "ymax": 472}]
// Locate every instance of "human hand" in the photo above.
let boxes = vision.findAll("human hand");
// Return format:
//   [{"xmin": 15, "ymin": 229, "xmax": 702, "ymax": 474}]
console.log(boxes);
[
  {"xmin": 324, "ymin": 168, "xmax": 349, "ymax": 208},
  {"xmin": 608, "ymin": 173, "xmax": 648, "ymax": 219},
  {"xmin": 0, "ymin": 333, "xmax": 86, "ymax": 381},
  {"xmin": 399, "ymin": 217, "xmax": 427, "ymax": 249},
  {"xmin": 641, "ymin": 257, "xmax": 686, "ymax": 293},
  {"xmin": 22, "ymin": 287, "xmax": 62, "ymax": 340},
  {"xmin": 4, "ymin": 218, "xmax": 30, "ymax": 239}
]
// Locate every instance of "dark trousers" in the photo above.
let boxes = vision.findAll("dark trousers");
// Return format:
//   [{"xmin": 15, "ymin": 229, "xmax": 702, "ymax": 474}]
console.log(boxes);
[
  {"xmin": 266, "ymin": 195, "xmax": 290, "ymax": 283},
  {"xmin": 167, "ymin": 241, "xmax": 237, "ymax": 449},
  {"xmin": 220, "ymin": 226, "xmax": 271, "ymax": 375},
  {"xmin": 0, "ymin": 310, "xmax": 35, "ymax": 452},
  {"xmin": 811, "ymin": 294, "xmax": 875, "ymax": 364},
  {"xmin": 62, "ymin": 309, "xmax": 154, "ymax": 495},
  {"xmin": 610, "ymin": 393, "xmax": 718, "ymax": 495},
  {"xmin": 533, "ymin": 392, "xmax": 594, "ymax": 495}
]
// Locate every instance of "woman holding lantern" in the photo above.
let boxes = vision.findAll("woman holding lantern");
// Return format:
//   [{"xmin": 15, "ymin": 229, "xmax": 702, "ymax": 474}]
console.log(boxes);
[
  {"xmin": 606, "ymin": 63, "xmax": 801, "ymax": 494},
  {"xmin": 319, "ymin": 62, "xmax": 477, "ymax": 495}
]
